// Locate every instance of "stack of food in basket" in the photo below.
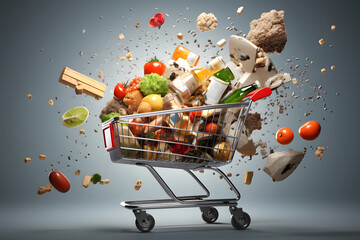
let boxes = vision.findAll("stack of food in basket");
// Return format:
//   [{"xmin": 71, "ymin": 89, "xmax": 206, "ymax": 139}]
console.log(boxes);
[{"xmin": 100, "ymin": 36, "xmax": 289, "ymax": 163}]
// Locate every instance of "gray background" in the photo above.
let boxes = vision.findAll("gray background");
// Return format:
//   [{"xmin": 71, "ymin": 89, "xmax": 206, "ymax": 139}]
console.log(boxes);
[{"xmin": 1, "ymin": 0, "xmax": 360, "ymax": 239}]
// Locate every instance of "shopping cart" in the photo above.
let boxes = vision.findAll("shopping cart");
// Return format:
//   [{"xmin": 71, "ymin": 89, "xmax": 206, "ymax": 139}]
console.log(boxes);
[{"xmin": 102, "ymin": 87, "xmax": 271, "ymax": 232}]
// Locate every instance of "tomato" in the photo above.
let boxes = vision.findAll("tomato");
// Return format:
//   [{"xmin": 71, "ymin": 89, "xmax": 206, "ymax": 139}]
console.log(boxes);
[
  {"xmin": 190, "ymin": 110, "xmax": 202, "ymax": 122},
  {"xmin": 144, "ymin": 57, "xmax": 166, "ymax": 75},
  {"xmin": 131, "ymin": 85, "xmax": 139, "ymax": 91},
  {"xmin": 125, "ymin": 87, "xmax": 131, "ymax": 94},
  {"xmin": 149, "ymin": 13, "xmax": 165, "ymax": 28},
  {"xmin": 130, "ymin": 118, "xmax": 148, "ymax": 136},
  {"xmin": 130, "ymin": 77, "xmax": 142, "ymax": 86},
  {"xmin": 299, "ymin": 120, "xmax": 321, "ymax": 141},
  {"xmin": 205, "ymin": 123, "xmax": 218, "ymax": 134},
  {"xmin": 276, "ymin": 127, "xmax": 294, "ymax": 145},
  {"xmin": 171, "ymin": 142, "xmax": 189, "ymax": 155},
  {"xmin": 49, "ymin": 171, "xmax": 70, "ymax": 193},
  {"xmin": 114, "ymin": 84, "xmax": 127, "ymax": 100}
]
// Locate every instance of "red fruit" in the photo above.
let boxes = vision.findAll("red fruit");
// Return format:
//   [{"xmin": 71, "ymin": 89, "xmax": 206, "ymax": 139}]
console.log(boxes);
[
  {"xmin": 276, "ymin": 127, "xmax": 294, "ymax": 145},
  {"xmin": 144, "ymin": 57, "xmax": 166, "ymax": 75},
  {"xmin": 205, "ymin": 123, "xmax": 218, "ymax": 134},
  {"xmin": 130, "ymin": 118, "xmax": 148, "ymax": 136},
  {"xmin": 299, "ymin": 120, "xmax": 321, "ymax": 141},
  {"xmin": 114, "ymin": 83, "xmax": 127, "ymax": 100},
  {"xmin": 149, "ymin": 13, "xmax": 165, "ymax": 28},
  {"xmin": 171, "ymin": 142, "xmax": 189, "ymax": 155},
  {"xmin": 49, "ymin": 171, "xmax": 70, "ymax": 193}
]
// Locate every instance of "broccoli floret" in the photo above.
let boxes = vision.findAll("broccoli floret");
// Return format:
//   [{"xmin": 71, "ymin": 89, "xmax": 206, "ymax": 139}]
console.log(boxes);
[{"xmin": 91, "ymin": 173, "xmax": 102, "ymax": 184}]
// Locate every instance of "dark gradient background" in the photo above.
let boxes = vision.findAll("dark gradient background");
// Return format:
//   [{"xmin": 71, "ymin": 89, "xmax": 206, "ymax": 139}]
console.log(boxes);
[{"xmin": 1, "ymin": 0, "xmax": 360, "ymax": 239}]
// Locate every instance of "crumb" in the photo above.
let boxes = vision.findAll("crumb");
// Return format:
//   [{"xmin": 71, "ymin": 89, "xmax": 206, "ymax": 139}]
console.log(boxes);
[
  {"xmin": 48, "ymin": 99, "xmax": 54, "ymax": 106},
  {"xmin": 321, "ymin": 68, "xmax": 326, "ymax": 74},
  {"xmin": 134, "ymin": 179, "xmax": 142, "ymax": 190},
  {"xmin": 199, "ymin": 169, "xmax": 204, "ymax": 173},
  {"xmin": 120, "ymin": 56, "xmax": 126, "ymax": 61},
  {"xmin": 24, "ymin": 157, "xmax": 31, "ymax": 163},
  {"xmin": 38, "ymin": 184, "xmax": 52, "ymax": 195},
  {"xmin": 196, "ymin": 12, "xmax": 217, "ymax": 32},
  {"xmin": 125, "ymin": 52, "xmax": 133, "ymax": 58},
  {"xmin": 331, "ymin": 65, "xmax": 335, "ymax": 70},
  {"xmin": 75, "ymin": 169, "xmax": 81, "ymax": 175},
  {"xmin": 243, "ymin": 171, "xmax": 254, "ymax": 185},
  {"xmin": 104, "ymin": 179, "xmax": 110, "ymax": 184},
  {"xmin": 315, "ymin": 147, "xmax": 325, "ymax": 160},
  {"xmin": 39, "ymin": 154, "xmax": 46, "ymax": 160},
  {"xmin": 331, "ymin": 25, "xmax": 336, "ymax": 30},
  {"xmin": 227, "ymin": 173, "xmax": 232, "ymax": 177},
  {"xmin": 217, "ymin": 39, "xmax": 226, "ymax": 47},
  {"xmin": 97, "ymin": 71, "xmax": 103, "ymax": 79},
  {"xmin": 319, "ymin": 38, "xmax": 325, "ymax": 46},
  {"xmin": 27, "ymin": 93, "xmax": 32, "ymax": 99},
  {"xmin": 135, "ymin": 22, "xmax": 140, "ymax": 28},
  {"xmin": 292, "ymin": 78, "xmax": 297, "ymax": 84},
  {"xmin": 237, "ymin": 6, "xmax": 244, "ymax": 15},
  {"xmin": 177, "ymin": 33, "xmax": 183, "ymax": 40},
  {"xmin": 80, "ymin": 129, "xmax": 85, "ymax": 134}
]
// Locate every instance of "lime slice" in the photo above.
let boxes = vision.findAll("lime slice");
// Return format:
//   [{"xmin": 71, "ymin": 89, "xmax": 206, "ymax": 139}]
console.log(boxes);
[{"xmin": 61, "ymin": 106, "xmax": 89, "ymax": 128}]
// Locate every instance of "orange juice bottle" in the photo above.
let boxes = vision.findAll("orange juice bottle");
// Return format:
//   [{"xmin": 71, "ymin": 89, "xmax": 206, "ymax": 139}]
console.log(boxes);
[
  {"xmin": 191, "ymin": 56, "xmax": 226, "ymax": 84},
  {"xmin": 172, "ymin": 45, "xmax": 200, "ymax": 67}
]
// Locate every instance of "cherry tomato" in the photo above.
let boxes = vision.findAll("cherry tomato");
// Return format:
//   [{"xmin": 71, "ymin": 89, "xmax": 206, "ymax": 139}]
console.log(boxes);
[
  {"xmin": 276, "ymin": 127, "xmax": 294, "ymax": 145},
  {"xmin": 114, "ymin": 84, "xmax": 127, "ymax": 100},
  {"xmin": 49, "ymin": 171, "xmax": 70, "ymax": 193},
  {"xmin": 299, "ymin": 120, "xmax": 321, "ymax": 141},
  {"xmin": 144, "ymin": 57, "xmax": 166, "ymax": 75},
  {"xmin": 190, "ymin": 110, "xmax": 202, "ymax": 122},
  {"xmin": 131, "ymin": 85, "xmax": 139, "ymax": 91},
  {"xmin": 130, "ymin": 118, "xmax": 148, "ymax": 136},
  {"xmin": 125, "ymin": 87, "xmax": 131, "ymax": 94},
  {"xmin": 130, "ymin": 77, "xmax": 142, "ymax": 86},
  {"xmin": 171, "ymin": 142, "xmax": 189, "ymax": 155},
  {"xmin": 205, "ymin": 123, "xmax": 218, "ymax": 134}
]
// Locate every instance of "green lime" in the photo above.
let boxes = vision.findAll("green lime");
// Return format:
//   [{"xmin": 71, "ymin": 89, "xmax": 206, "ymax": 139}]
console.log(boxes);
[{"xmin": 61, "ymin": 106, "xmax": 89, "ymax": 128}]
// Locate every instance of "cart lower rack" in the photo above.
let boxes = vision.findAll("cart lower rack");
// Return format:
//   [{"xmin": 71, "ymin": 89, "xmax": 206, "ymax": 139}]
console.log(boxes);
[{"xmin": 102, "ymin": 88, "xmax": 271, "ymax": 232}]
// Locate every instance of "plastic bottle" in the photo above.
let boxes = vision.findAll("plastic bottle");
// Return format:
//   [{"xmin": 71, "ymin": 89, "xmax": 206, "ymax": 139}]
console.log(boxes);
[{"xmin": 191, "ymin": 56, "xmax": 226, "ymax": 84}]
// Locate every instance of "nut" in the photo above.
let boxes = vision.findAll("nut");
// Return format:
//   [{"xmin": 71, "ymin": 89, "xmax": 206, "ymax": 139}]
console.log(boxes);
[
  {"xmin": 315, "ymin": 147, "xmax": 325, "ymax": 160},
  {"xmin": 80, "ymin": 129, "xmax": 85, "ymax": 134},
  {"xmin": 39, "ymin": 154, "xmax": 46, "ymax": 160},
  {"xmin": 24, "ymin": 157, "xmax": 31, "ymax": 163},
  {"xmin": 177, "ymin": 33, "xmax": 183, "ymax": 40},
  {"xmin": 331, "ymin": 65, "xmax": 335, "ymax": 70},
  {"xmin": 118, "ymin": 34, "xmax": 125, "ymax": 40},
  {"xmin": 134, "ymin": 179, "xmax": 142, "ymax": 191},
  {"xmin": 319, "ymin": 38, "xmax": 325, "ymax": 45},
  {"xmin": 48, "ymin": 99, "xmax": 54, "ymax": 106},
  {"xmin": 75, "ymin": 169, "xmax": 81, "ymax": 175},
  {"xmin": 227, "ymin": 173, "xmax": 232, "ymax": 177},
  {"xmin": 27, "ymin": 93, "xmax": 32, "ymax": 99},
  {"xmin": 331, "ymin": 25, "xmax": 336, "ymax": 30},
  {"xmin": 321, "ymin": 68, "xmax": 326, "ymax": 74}
]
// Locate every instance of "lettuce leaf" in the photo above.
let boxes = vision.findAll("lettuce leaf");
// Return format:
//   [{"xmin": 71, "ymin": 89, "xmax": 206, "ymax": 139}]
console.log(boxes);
[{"xmin": 139, "ymin": 73, "xmax": 169, "ymax": 97}]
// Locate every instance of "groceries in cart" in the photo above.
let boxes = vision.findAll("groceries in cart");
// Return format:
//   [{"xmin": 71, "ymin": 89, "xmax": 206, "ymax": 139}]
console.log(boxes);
[{"xmin": 100, "ymin": 36, "xmax": 275, "ymax": 165}]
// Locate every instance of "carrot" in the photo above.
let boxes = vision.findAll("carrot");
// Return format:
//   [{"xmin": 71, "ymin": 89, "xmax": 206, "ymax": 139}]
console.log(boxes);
[{"xmin": 144, "ymin": 116, "xmax": 164, "ymax": 134}]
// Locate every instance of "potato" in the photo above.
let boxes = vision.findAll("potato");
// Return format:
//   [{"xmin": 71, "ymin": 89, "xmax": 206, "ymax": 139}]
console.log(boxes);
[
  {"xmin": 142, "ymin": 94, "xmax": 163, "ymax": 111},
  {"xmin": 138, "ymin": 101, "xmax": 152, "ymax": 113}
]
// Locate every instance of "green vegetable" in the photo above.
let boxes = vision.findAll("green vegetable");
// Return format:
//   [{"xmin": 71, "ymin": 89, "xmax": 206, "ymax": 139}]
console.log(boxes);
[
  {"xmin": 139, "ymin": 73, "xmax": 169, "ymax": 97},
  {"xmin": 91, "ymin": 173, "xmax": 102, "ymax": 184},
  {"xmin": 101, "ymin": 112, "xmax": 121, "ymax": 122}
]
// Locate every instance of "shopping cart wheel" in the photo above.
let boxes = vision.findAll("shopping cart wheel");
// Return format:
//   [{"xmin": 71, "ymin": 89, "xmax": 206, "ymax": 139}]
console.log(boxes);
[
  {"xmin": 201, "ymin": 207, "xmax": 219, "ymax": 224},
  {"xmin": 135, "ymin": 213, "xmax": 155, "ymax": 232},
  {"xmin": 231, "ymin": 212, "xmax": 251, "ymax": 230}
]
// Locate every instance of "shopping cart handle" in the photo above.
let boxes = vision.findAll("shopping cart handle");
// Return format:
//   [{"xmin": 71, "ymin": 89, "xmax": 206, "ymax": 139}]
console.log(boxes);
[{"xmin": 245, "ymin": 87, "xmax": 272, "ymax": 102}]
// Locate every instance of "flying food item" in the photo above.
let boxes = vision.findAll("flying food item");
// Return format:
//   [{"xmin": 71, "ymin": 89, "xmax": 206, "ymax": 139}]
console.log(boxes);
[{"xmin": 263, "ymin": 149, "xmax": 305, "ymax": 181}]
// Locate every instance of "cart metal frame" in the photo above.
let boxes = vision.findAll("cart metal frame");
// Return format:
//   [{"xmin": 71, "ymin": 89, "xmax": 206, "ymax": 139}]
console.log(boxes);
[{"xmin": 102, "ymin": 88, "xmax": 271, "ymax": 232}]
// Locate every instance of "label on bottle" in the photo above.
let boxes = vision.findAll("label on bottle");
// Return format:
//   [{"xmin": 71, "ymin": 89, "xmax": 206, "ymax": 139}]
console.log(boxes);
[
  {"xmin": 172, "ymin": 78, "xmax": 190, "ymax": 94},
  {"xmin": 205, "ymin": 77, "xmax": 229, "ymax": 105},
  {"xmin": 186, "ymin": 52, "xmax": 199, "ymax": 67}
]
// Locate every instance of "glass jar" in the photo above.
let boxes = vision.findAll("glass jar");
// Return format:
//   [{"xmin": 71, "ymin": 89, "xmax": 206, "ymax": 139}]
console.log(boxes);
[{"xmin": 172, "ymin": 45, "xmax": 200, "ymax": 67}]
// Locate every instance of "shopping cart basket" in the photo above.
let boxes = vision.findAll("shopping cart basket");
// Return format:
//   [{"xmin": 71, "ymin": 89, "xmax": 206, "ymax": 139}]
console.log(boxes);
[{"xmin": 102, "ymin": 87, "xmax": 271, "ymax": 232}]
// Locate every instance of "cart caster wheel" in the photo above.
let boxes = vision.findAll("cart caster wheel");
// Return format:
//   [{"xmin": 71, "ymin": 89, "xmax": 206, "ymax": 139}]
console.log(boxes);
[
  {"xmin": 201, "ymin": 207, "xmax": 219, "ymax": 224},
  {"xmin": 135, "ymin": 213, "xmax": 155, "ymax": 232},
  {"xmin": 231, "ymin": 212, "xmax": 251, "ymax": 230}
]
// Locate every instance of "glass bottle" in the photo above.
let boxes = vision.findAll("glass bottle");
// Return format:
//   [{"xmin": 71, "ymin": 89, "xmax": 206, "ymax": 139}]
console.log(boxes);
[
  {"xmin": 220, "ymin": 81, "xmax": 261, "ymax": 104},
  {"xmin": 191, "ymin": 56, "xmax": 226, "ymax": 84},
  {"xmin": 172, "ymin": 45, "xmax": 200, "ymax": 67},
  {"xmin": 213, "ymin": 67, "xmax": 235, "ymax": 83}
]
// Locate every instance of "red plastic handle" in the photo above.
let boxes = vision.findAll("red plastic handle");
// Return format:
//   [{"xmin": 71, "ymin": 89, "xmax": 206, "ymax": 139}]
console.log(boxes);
[{"xmin": 245, "ymin": 87, "xmax": 272, "ymax": 102}]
